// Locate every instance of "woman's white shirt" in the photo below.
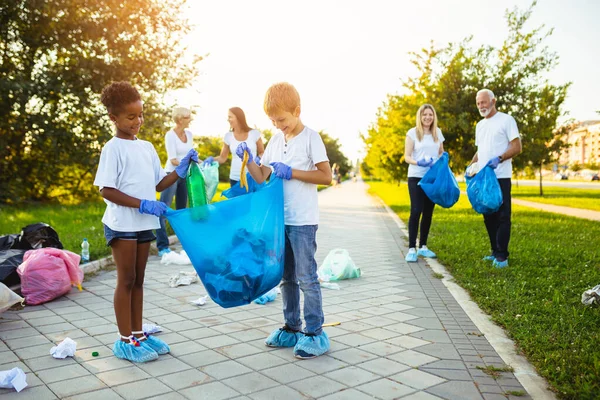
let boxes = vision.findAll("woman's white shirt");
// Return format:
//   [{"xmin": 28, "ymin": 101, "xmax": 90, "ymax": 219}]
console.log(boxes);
[
  {"xmin": 407, "ymin": 127, "xmax": 445, "ymax": 178},
  {"xmin": 225, "ymin": 129, "xmax": 261, "ymax": 181},
  {"xmin": 164, "ymin": 129, "xmax": 193, "ymax": 173}
]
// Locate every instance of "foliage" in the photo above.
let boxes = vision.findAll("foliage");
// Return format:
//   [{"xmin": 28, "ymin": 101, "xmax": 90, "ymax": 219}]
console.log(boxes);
[{"xmin": 0, "ymin": 0, "xmax": 200, "ymax": 203}]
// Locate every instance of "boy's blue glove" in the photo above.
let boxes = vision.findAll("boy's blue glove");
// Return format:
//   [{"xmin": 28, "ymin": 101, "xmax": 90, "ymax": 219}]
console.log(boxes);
[
  {"xmin": 270, "ymin": 162, "xmax": 292, "ymax": 180},
  {"xmin": 486, "ymin": 156, "xmax": 501, "ymax": 169},
  {"xmin": 235, "ymin": 142, "xmax": 255, "ymax": 163},
  {"xmin": 139, "ymin": 200, "xmax": 167, "ymax": 217},
  {"xmin": 203, "ymin": 156, "xmax": 214, "ymax": 167},
  {"xmin": 417, "ymin": 158, "xmax": 434, "ymax": 167},
  {"xmin": 176, "ymin": 148, "xmax": 199, "ymax": 178}
]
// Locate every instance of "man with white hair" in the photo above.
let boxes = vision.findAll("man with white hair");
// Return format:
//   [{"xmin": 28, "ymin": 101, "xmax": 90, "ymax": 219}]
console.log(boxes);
[{"xmin": 469, "ymin": 89, "xmax": 522, "ymax": 268}]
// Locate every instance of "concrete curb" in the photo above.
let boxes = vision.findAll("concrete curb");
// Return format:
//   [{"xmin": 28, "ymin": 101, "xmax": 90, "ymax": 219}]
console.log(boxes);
[{"xmin": 375, "ymin": 196, "xmax": 557, "ymax": 400}]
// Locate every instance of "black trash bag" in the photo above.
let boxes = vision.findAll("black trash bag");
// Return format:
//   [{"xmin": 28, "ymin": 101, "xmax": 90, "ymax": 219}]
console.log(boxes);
[
  {"xmin": 0, "ymin": 249, "xmax": 26, "ymax": 286},
  {"xmin": 14, "ymin": 223, "xmax": 63, "ymax": 250},
  {"xmin": 0, "ymin": 234, "xmax": 20, "ymax": 251}
]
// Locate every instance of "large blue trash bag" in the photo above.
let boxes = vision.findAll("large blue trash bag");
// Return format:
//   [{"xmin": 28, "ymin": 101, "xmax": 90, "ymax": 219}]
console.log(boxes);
[
  {"xmin": 166, "ymin": 177, "xmax": 284, "ymax": 308},
  {"xmin": 418, "ymin": 152, "xmax": 460, "ymax": 208},
  {"xmin": 221, "ymin": 173, "xmax": 265, "ymax": 199},
  {"xmin": 466, "ymin": 165, "xmax": 503, "ymax": 214}
]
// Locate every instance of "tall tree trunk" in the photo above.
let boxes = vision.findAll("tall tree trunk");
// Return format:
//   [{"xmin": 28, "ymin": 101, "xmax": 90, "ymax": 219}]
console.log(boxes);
[{"xmin": 539, "ymin": 163, "xmax": 544, "ymax": 196}]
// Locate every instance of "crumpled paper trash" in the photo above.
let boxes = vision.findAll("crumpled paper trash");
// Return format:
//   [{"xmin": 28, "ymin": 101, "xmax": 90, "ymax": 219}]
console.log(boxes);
[
  {"xmin": 168, "ymin": 271, "xmax": 199, "ymax": 288},
  {"xmin": 190, "ymin": 295, "xmax": 209, "ymax": 306},
  {"xmin": 161, "ymin": 251, "xmax": 192, "ymax": 265},
  {"xmin": 0, "ymin": 368, "xmax": 27, "ymax": 392},
  {"xmin": 142, "ymin": 323, "xmax": 162, "ymax": 334},
  {"xmin": 582, "ymin": 284, "xmax": 600, "ymax": 306},
  {"xmin": 50, "ymin": 337, "xmax": 77, "ymax": 359}
]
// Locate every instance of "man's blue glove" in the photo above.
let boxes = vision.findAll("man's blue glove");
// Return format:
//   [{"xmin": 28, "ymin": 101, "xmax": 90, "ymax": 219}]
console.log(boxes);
[
  {"xmin": 175, "ymin": 148, "xmax": 199, "ymax": 178},
  {"xmin": 235, "ymin": 142, "xmax": 255, "ymax": 163},
  {"xmin": 486, "ymin": 156, "xmax": 501, "ymax": 169},
  {"xmin": 270, "ymin": 162, "xmax": 292, "ymax": 180},
  {"xmin": 203, "ymin": 156, "xmax": 214, "ymax": 167},
  {"xmin": 417, "ymin": 158, "xmax": 434, "ymax": 167},
  {"xmin": 139, "ymin": 200, "xmax": 167, "ymax": 217}
]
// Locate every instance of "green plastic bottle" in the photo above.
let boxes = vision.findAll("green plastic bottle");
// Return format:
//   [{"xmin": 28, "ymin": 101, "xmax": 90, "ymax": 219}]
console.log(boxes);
[{"xmin": 186, "ymin": 163, "xmax": 208, "ymax": 220}]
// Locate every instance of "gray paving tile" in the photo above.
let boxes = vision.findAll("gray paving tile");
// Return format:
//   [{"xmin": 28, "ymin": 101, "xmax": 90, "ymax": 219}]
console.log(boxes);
[
  {"xmin": 261, "ymin": 363, "xmax": 316, "ymax": 384},
  {"xmin": 426, "ymin": 381, "xmax": 484, "ymax": 400},
  {"xmin": 222, "ymin": 372, "xmax": 279, "ymax": 395},
  {"xmin": 356, "ymin": 378, "xmax": 415, "ymax": 399},
  {"xmin": 96, "ymin": 365, "xmax": 150, "ymax": 386},
  {"xmin": 37, "ymin": 363, "xmax": 91, "ymax": 384},
  {"xmin": 390, "ymin": 369, "xmax": 446, "ymax": 390},
  {"xmin": 158, "ymin": 368, "xmax": 212, "ymax": 390},
  {"xmin": 288, "ymin": 374, "xmax": 348, "ymax": 398},
  {"xmin": 63, "ymin": 388, "xmax": 122, "ymax": 400},
  {"xmin": 47, "ymin": 375, "xmax": 106, "ymax": 398},
  {"xmin": 179, "ymin": 381, "xmax": 240, "ymax": 400},
  {"xmin": 112, "ymin": 378, "xmax": 173, "ymax": 400},
  {"xmin": 324, "ymin": 366, "xmax": 384, "ymax": 387},
  {"xmin": 201, "ymin": 360, "xmax": 253, "ymax": 380}
]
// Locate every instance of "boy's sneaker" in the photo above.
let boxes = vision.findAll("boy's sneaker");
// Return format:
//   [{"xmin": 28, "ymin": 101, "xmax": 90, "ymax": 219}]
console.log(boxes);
[
  {"xmin": 293, "ymin": 331, "xmax": 330, "ymax": 359},
  {"xmin": 113, "ymin": 336, "xmax": 158, "ymax": 363},
  {"xmin": 158, "ymin": 248, "xmax": 171, "ymax": 257},
  {"xmin": 265, "ymin": 325, "xmax": 303, "ymax": 348},
  {"xmin": 482, "ymin": 254, "xmax": 495, "ymax": 261},
  {"xmin": 493, "ymin": 258, "xmax": 508, "ymax": 269},
  {"xmin": 405, "ymin": 248, "xmax": 418, "ymax": 263},
  {"xmin": 417, "ymin": 246, "xmax": 436, "ymax": 258}
]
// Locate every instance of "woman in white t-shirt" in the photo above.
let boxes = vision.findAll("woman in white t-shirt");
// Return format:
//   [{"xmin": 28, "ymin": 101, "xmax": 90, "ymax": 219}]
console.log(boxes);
[
  {"xmin": 207, "ymin": 107, "xmax": 264, "ymax": 186},
  {"xmin": 403, "ymin": 104, "xmax": 445, "ymax": 263},
  {"xmin": 156, "ymin": 107, "xmax": 194, "ymax": 256}
]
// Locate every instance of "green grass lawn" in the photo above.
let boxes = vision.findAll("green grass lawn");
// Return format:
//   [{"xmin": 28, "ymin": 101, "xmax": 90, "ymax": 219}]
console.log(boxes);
[
  {"xmin": 369, "ymin": 181, "xmax": 600, "ymax": 400},
  {"xmin": 455, "ymin": 182, "xmax": 600, "ymax": 211},
  {"xmin": 0, "ymin": 182, "xmax": 230, "ymax": 261}
]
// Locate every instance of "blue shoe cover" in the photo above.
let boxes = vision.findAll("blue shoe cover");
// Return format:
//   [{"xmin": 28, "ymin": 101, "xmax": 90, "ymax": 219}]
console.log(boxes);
[
  {"xmin": 294, "ymin": 331, "xmax": 330, "ymax": 359},
  {"xmin": 417, "ymin": 247, "xmax": 436, "ymax": 258},
  {"xmin": 405, "ymin": 249, "xmax": 418, "ymax": 263},
  {"xmin": 158, "ymin": 248, "xmax": 171, "ymax": 257},
  {"xmin": 113, "ymin": 339, "xmax": 158, "ymax": 363},
  {"xmin": 265, "ymin": 325, "xmax": 303, "ymax": 348},
  {"xmin": 140, "ymin": 335, "xmax": 170, "ymax": 355},
  {"xmin": 493, "ymin": 259, "xmax": 508, "ymax": 269},
  {"xmin": 482, "ymin": 255, "xmax": 495, "ymax": 261}
]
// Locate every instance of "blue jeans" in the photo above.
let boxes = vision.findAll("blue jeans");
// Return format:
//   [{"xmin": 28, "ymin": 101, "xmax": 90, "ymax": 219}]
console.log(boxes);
[
  {"xmin": 156, "ymin": 173, "xmax": 188, "ymax": 251},
  {"xmin": 281, "ymin": 225, "xmax": 324, "ymax": 335}
]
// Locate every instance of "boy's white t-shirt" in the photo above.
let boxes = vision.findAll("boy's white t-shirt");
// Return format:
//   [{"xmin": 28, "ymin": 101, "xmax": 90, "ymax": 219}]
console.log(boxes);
[
  {"xmin": 225, "ymin": 129, "xmax": 261, "ymax": 181},
  {"xmin": 260, "ymin": 126, "xmax": 329, "ymax": 226},
  {"xmin": 164, "ymin": 129, "xmax": 194, "ymax": 173},
  {"xmin": 93, "ymin": 137, "xmax": 167, "ymax": 232},
  {"xmin": 406, "ymin": 127, "xmax": 445, "ymax": 178},
  {"xmin": 475, "ymin": 112, "xmax": 520, "ymax": 179}
]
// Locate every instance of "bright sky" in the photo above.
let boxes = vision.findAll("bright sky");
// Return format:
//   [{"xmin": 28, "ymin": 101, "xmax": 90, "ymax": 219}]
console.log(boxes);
[{"xmin": 169, "ymin": 0, "xmax": 600, "ymax": 162}]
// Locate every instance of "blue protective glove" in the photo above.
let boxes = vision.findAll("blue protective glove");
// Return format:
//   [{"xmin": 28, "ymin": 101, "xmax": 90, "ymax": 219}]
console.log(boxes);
[
  {"xmin": 270, "ymin": 162, "xmax": 292, "ymax": 180},
  {"xmin": 235, "ymin": 142, "xmax": 255, "ymax": 164},
  {"xmin": 175, "ymin": 148, "xmax": 199, "ymax": 178},
  {"xmin": 139, "ymin": 200, "xmax": 167, "ymax": 217},
  {"xmin": 254, "ymin": 155, "xmax": 261, "ymax": 165},
  {"xmin": 203, "ymin": 156, "xmax": 214, "ymax": 167},
  {"xmin": 486, "ymin": 156, "xmax": 501, "ymax": 169},
  {"xmin": 417, "ymin": 158, "xmax": 434, "ymax": 167}
]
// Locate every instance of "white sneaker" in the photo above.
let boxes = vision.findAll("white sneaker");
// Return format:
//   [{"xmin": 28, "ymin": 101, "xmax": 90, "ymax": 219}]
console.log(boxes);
[{"xmin": 405, "ymin": 248, "xmax": 418, "ymax": 262}]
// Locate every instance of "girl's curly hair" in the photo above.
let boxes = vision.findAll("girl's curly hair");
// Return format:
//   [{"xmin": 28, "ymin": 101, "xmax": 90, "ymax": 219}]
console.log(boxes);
[{"xmin": 100, "ymin": 81, "xmax": 141, "ymax": 114}]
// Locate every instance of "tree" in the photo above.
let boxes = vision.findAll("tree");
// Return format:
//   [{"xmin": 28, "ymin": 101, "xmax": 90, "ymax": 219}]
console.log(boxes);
[
  {"xmin": 0, "ymin": 0, "xmax": 200, "ymax": 203},
  {"xmin": 320, "ymin": 131, "xmax": 351, "ymax": 177}
]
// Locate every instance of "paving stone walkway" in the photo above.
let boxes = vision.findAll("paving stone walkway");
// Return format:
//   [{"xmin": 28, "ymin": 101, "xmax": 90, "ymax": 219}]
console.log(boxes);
[{"xmin": 0, "ymin": 180, "xmax": 534, "ymax": 400}]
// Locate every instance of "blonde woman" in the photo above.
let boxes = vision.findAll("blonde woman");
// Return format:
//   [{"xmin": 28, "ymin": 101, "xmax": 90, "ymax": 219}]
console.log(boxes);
[
  {"xmin": 156, "ymin": 107, "xmax": 194, "ymax": 256},
  {"xmin": 403, "ymin": 104, "xmax": 445, "ymax": 262}
]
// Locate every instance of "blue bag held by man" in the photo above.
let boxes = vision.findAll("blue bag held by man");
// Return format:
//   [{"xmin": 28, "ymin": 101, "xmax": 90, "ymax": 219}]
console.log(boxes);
[
  {"xmin": 466, "ymin": 165, "xmax": 503, "ymax": 214},
  {"xmin": 166, "ymin": 178, "xmax": 284, "ymax": 308},
  {"xmin": 418, "ymin": 152, "xmax": 460, "ymax": 208}
]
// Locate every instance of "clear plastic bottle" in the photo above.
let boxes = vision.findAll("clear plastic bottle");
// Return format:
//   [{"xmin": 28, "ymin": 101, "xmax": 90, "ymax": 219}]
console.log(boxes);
[{"xmin": 81, "ymin": 238, "xmax": 90, "ymax": 263}]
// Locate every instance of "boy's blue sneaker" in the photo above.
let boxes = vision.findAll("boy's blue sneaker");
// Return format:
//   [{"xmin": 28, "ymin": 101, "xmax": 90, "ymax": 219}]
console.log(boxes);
[
  {"xmin": 405, "ymin": 248, "xmax": 418, "ymax": 263},
  {"xmin": 417, "ymin": 246, "xmax": 436, "ymax": 258},
  {"xmin": 493, "ymin": 259, "xmax": 509, "ymax": 269},
  {"xmin": 482, "ymin": 254, "xmax": 495, "ymax": 261},
  {"xmin": 113, "ymin": 336, "xmax": 158, "ymax": 363},
  {"xmin": 265, "ymin": 325, "xmax": 303, "ymax": 348},
  {"xmin": 294, "ymin": 331, "xmax": 330, "ymax": 359},
  {"xmin": 133, "ymin": 331, "xmax": 170, "ymax": 355},
  {"xmin": 158, "ymin": 248, "xmax": 171, "ymax": 257}
]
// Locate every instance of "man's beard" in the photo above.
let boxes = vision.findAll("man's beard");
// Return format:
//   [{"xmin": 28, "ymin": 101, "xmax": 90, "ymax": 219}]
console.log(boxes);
[{"xmin": 479, "ymin": 108, "xmax": 491, "ymax": 117}]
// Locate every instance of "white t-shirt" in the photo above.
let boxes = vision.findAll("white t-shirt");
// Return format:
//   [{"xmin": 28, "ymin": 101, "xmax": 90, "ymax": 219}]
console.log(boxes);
[
  {"xmin": 93, "ymin": 137, "xmax": 167, "ymax": 232},
  {"xmin": 164, "ymin": 129, "xmax": 194, "ymax": 172},
  {"xmin": 407, "ymin": 128, "xmax": 445, "ymax": 178},
  {"xmin": 475, "ymin": 112, "xmax": 520, "ymax": 179},
  {"xmin": 225, "ymin": 129, "xmax": 261, "ymax": 181},
  {"xmin": 261, "ymin": 126, "xmax": 329, "ymax": 226}
]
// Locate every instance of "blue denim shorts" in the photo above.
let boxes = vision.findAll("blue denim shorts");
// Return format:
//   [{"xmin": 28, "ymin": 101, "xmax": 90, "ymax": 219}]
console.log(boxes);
[{"xmin": 103, "ymin": 224, "xmax": 156, "ymax": 246}]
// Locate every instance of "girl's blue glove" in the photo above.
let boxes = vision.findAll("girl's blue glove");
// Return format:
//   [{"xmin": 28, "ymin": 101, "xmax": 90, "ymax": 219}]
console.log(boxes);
[
  {"xmin": 139, "ymin": 200, "xmax": 167, "ymax": 217},
  {"xmin": 176, "ymin": 149, "xmax": 199, "ymax": 178},
  {"xmin": 417, "ymin": 158, "xmax": 433, "ymax": 167}
]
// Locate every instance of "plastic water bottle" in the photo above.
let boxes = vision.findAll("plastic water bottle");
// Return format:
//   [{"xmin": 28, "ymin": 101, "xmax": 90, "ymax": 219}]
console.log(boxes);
[{"xmin": 81, "ymin": 238, "xmax": 90, "ymax": 263}]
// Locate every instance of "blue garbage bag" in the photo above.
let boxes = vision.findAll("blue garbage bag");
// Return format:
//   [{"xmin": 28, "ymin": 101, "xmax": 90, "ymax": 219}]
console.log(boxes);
[
  {"xmin": 221, "ymin": 173, "xmax": 265, "ymax": 199},
  {"xmin": 166, "ymin": 177, "xmax": 284, "ymax": 308},
  {"xmin": 418, "ymin": 152, "xmax": 460, "ymax": 208},
  {"xmin": 466, "ymin": 165, "xmax": 503, "ymax": 214}
]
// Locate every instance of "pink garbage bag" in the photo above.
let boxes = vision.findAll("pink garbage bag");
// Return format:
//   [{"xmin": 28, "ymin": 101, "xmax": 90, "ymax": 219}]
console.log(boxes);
[{"xmin": 17, "ymin": 248, "xmax": 83, "ymax": 305}]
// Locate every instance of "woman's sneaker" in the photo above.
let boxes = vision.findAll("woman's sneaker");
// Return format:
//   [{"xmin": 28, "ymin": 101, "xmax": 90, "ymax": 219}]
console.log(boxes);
[
  {"xmin": 405, "ymin": 248, "xmax": 418, "ymax": 262},
  {"xmin": 417, "ymin": 246, "xmax": 436, "ymax": 258},
  {"xmin": 265, "ymin": 325, "xmax": 303, "ymax": 348}
]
